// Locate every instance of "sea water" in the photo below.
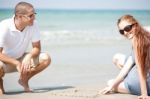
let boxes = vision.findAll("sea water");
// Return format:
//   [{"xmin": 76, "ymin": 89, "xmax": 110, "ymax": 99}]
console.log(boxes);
[{"xmin": 0, "ymin": 9, "xmax": 150, "ymax": 46}]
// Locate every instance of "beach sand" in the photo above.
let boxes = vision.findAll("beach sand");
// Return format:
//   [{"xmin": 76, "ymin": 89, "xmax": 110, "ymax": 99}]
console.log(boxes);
[
  {"xmin": 1, "ymin": 40, "xmax": 138, "ymax": 99},
  {"xmin": 2, "ymin": 86, "xmax": 136, "ymax": 99}
]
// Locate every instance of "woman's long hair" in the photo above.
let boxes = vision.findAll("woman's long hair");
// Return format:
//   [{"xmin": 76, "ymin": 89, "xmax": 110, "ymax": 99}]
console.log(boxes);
[{"xmin": 118, "ymin": 15, "xmax": 150, "ymax": 78}]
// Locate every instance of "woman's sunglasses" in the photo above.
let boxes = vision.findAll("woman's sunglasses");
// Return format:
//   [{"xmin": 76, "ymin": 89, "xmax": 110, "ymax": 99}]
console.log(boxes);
[{"xmin": 119, "ymin": 23, "xmax": 136, "ymax": 35}]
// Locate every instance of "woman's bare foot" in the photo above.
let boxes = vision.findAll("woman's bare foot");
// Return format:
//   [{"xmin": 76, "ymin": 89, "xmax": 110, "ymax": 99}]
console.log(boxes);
[{"xmin": 18, "ymin": 79, "xmax": 32, "ymax": 92}]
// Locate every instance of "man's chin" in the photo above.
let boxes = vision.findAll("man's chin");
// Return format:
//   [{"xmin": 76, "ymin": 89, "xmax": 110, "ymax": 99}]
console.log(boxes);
[{"xmin": 28, "ymin": 23, "xmax": 33, "ymax": 26}]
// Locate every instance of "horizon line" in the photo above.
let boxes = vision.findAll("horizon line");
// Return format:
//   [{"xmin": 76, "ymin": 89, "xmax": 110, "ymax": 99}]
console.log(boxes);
[{"xmin": 0, "ymin": 8, "xmax": 150, "ymax": 11}]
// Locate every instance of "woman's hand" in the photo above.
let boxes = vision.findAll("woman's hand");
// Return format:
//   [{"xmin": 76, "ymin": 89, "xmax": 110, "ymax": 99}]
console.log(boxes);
[
  {"xmin": 138, "ymin": 95, "xmax": 150, "ymax": 99},
  {"xmin": 100, "ymin": 86, "xmax": 114, "ymax": 95}
]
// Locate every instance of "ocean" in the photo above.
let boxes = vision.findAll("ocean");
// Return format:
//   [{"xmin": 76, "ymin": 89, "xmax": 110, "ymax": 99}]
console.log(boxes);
[{"xmin": 0, "ymin": 9, "xmax": 150, "ymax": 46}]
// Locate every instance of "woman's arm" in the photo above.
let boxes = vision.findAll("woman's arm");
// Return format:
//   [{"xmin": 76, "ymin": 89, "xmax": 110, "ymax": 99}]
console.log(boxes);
[
  {"xmin": 113, "ymin": 56, "xmax": 134, "ymax": 87},
  {"xmin": 101, "ymin": 56, "xmax": 134, "ymax": 94}
]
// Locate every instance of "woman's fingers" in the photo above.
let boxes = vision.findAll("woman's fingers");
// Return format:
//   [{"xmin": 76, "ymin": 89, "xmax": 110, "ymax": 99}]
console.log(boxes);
[{"xmin": 99, "ymin": 87, "xmax": 112, "ymax": 95}]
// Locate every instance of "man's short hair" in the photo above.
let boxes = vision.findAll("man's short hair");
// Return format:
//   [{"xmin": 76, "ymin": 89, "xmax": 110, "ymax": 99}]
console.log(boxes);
[{"xmin": 15, "ymin": 2, "xmax": 34, "ymax": 15}]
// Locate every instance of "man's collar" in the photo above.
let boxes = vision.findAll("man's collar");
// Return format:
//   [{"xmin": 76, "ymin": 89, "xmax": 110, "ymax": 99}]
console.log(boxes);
[{"xmin": 9, "ymin": 15, "xmax": 21, "ymax": 32}]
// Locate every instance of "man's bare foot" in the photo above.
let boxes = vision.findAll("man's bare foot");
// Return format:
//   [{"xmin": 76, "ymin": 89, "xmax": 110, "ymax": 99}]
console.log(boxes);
[
  {"xmin": 18, "ymin": 79, "xmax": 33, "ymax": 92},
  {"xmin": 0, "ymin": 89, "xmax": 4, "ymax": 95}
]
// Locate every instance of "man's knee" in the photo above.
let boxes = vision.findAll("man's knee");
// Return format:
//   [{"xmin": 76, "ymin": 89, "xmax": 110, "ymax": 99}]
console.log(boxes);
[{"xmin": 40, "ymin": 53, "xmax": 51, "ymax": 66}]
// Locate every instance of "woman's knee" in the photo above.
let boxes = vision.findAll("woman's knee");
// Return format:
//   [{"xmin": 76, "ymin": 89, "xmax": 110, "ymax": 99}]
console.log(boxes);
[
  {"xmin": 107, "ymin": 79, "xmax": 114, "ymax": 86},
  {"xmin": 116, "ymin": 82, "xmax": 129, "ymax": 94},
  {"xmin": 113, "ymin": 53, "xmax": 126, "ymax": 69}
]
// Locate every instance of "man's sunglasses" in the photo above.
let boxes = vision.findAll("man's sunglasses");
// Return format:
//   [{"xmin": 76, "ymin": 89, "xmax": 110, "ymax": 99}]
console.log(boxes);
[
  {"xmin": 23, "ymin": 13, "xmax": 37, "ymax": 19},
  {"xmin": 119, "ymin": 23, "xmax": 136, "ymax": 35}
]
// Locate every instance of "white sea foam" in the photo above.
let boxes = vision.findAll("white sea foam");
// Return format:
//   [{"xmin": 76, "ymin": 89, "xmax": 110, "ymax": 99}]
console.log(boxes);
[
  {"xmin": 41, "ymin": 25, "xmax": 150, "ymax": 44},
  {"xmin": 41, "ymin": 30, "xmax": 122, "ymax": 44}
]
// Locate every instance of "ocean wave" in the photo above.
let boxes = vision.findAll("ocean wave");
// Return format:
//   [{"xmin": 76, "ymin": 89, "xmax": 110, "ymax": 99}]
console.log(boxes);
[
  {"xmin": 41, "ymin": 25, "xmax": 150, "ymax": 43},
  {"xmin": 41, "ymin": 30, "xmax": 122, "ymax": 41}
]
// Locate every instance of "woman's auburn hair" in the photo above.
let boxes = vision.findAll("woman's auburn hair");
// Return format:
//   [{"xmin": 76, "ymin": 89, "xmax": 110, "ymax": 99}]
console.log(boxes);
[{"xmin": 118, "ymin": 15, "xmax": 150, "ymax": 78}]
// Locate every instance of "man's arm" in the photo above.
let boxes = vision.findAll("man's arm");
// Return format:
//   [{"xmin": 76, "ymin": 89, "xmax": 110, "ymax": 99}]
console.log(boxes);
[
  {"xmin": 20, "ymin": 40, "xmax": 41, "ymax": 82},
  {"xmin": 21, "ymin": 40, "xmax": 41, "ymax": 71},
  {"xmin": 29, "ymin": 40, "xmax": 41, "ymax": 58},
  {"xmin": 0, "ymin": 47, "xmax": 20, "ymax": 67}
]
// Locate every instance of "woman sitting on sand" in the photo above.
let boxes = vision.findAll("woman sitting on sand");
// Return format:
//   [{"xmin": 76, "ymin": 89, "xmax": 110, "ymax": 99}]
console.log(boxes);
[{"xmin": 101, "ymin": 15, "xmax": 150, "ymax": 99}]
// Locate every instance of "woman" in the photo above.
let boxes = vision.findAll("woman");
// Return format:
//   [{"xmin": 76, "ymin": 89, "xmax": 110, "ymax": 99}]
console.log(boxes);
[{"xmin": 101, "ymin": 15, "xmax": 150, "ymax": 99}]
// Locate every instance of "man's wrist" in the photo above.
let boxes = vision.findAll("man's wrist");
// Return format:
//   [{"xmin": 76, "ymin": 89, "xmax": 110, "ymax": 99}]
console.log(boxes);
[
  {"xmin": 14, "ymin": 60, "xmax": 21, "ymax": 66},
  {"xmin": 27, "ymin": 53, "xmax": 32, "ymax": 58}
]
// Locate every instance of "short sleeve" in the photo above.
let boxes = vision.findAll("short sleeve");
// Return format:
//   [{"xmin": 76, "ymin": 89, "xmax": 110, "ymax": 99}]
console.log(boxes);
[
  {"xmin": 0, "ymin": 22, "xmax": 7, "ymax": 47},
  {"xmin": 31, "ymin": 21, "xmax": 40, "ymax": 42}
]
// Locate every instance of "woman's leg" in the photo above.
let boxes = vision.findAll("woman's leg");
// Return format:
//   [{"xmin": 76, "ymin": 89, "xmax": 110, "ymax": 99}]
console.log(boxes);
[
  {"xmin": 107, "ymin": 79, "xmax": 129, "ymax": 94},
  {"xmin": 106, "ymin": 53, "xmax": 130, "ymax": 94},
  {"xmin": 115, "ymin": 81, "xmax": 129, "ymax": 94}
]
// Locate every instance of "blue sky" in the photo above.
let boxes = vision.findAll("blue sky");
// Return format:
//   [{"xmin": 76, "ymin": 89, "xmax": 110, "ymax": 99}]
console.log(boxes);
[{"xmin": 0, "ymin": 0, "xmax": 150, "ymax": 10}]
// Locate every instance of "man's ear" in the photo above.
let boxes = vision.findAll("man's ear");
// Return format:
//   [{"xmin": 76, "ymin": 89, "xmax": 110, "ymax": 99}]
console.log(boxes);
[{"xmin": 15, "ymin": 14, "xmax": 22, "ymax": 19}]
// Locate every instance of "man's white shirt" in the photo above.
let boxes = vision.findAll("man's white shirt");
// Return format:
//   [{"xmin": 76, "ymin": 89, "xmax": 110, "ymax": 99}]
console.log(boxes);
[{"xmin": 0, "ymin": 16, "xmax": 40, "ymax": 59}]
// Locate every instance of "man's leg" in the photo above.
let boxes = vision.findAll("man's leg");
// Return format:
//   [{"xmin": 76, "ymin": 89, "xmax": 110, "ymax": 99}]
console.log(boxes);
[
  {"xmin": 0, "ymin": 62, "xmax": 5, "ymax": 95},
  {"xmin": 18, "ymin": 53, "xmax": 51, "ymax": 92}
]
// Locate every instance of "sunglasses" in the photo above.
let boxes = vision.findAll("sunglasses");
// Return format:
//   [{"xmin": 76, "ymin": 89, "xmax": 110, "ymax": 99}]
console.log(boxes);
[
  {"xmin": 23, "ymin": 12, "xmax": 37, "ymax": 19},
  {"xmin": 119, "ymin": 24, "xmax": 135, "ymax": 35}
]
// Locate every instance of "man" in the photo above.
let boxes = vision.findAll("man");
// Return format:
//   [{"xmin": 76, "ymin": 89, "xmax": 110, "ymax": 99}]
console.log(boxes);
[{"xmin": 0, "ymin": 2, "xmax": 51, "ymax": 94}]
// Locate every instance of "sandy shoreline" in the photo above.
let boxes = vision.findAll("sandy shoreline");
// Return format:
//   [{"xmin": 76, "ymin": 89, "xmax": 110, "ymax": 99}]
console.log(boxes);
[
  {"xmin": 1, "ymin": 41, "xmax": 138, "ymax": 99},
  {"xmin": 2, "ymin": 85, "xmax": 137, "ymax": 99}
]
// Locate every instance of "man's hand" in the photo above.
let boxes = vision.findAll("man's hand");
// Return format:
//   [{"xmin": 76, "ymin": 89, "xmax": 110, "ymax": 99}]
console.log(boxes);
[
  {"xmin": 14, "ymin": 60, "xmax": 22, "ymax": 72},
  {"xmin": 21, "ymin": 53, "xmax": 32, "ymax": 74},
  {"xmin": 18, "ymin": 53, "xmax": 33, "ymax": 92},
  {"xmin": 138, "ymin": 95, "xmax": 150, "ymax": 99}
]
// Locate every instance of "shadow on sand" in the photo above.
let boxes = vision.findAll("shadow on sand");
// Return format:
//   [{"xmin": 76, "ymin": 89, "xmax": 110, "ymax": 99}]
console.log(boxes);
[{"xmin": 5, "ymin": 86, "xmax": 74, "ymax": 95}]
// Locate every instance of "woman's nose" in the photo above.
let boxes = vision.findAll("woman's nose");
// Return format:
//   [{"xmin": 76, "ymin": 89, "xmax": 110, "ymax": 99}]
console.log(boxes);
[{"xmin": 124, "ymin": 31, "xmax": 128, "ymax": 35}]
